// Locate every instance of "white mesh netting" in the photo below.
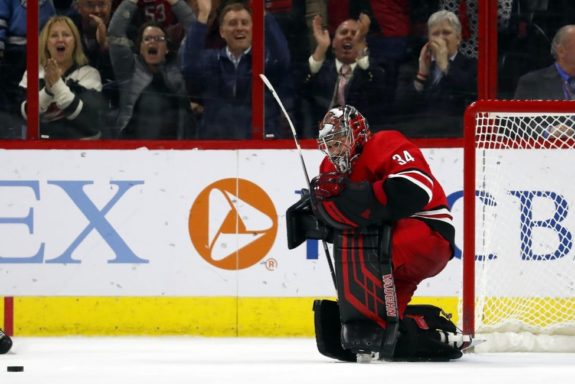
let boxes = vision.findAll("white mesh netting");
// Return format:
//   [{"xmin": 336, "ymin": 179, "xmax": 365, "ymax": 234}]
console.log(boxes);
[{"xmin": 471, "ymin": 111, "xmax": 575, "ymax": 352}]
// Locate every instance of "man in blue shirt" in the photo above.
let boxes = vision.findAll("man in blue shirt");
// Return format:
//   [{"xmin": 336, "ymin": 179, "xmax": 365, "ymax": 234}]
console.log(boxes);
[{"xmin": 180, "ymin": 1, "xmax": 290, "ymax": 139}]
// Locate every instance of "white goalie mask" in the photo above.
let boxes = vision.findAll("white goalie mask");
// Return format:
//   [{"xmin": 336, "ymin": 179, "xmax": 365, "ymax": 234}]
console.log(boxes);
[{"xmin": 317, "ymin": 105, "xmax": 371, "ymax": 174}]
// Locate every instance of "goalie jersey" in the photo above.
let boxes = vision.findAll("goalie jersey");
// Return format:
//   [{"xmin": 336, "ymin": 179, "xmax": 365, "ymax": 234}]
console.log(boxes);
[{"xmin": 319, "ymin": 130, "xmax": 455, "ymax": 250}]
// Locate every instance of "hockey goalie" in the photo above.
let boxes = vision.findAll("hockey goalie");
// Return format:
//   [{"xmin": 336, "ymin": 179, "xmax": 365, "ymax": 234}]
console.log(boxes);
[{"xmin": 286, "ymin": 105, "xmax": 472, "ymax": 362}]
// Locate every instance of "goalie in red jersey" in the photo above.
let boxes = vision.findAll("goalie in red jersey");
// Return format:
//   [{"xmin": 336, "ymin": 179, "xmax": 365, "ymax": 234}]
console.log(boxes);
[{"xmin": 287, "ymin": 105, "xmax": 471, "ymax": 362}]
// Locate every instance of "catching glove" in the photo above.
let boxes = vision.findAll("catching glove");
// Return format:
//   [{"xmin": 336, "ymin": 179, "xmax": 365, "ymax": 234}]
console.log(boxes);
[{"xmin": 310, "ymin": 173, "xmax": 390, "ymax": 230}]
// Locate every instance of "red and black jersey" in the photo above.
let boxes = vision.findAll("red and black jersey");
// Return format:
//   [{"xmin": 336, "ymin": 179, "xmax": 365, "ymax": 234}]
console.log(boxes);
[
  {"xmin": 138, "ymin": 0, "xmax": 176, "ymax": 28},
  {"xmin": 319, "ymin": 130, "xmax": 454, "ymax": 247}
]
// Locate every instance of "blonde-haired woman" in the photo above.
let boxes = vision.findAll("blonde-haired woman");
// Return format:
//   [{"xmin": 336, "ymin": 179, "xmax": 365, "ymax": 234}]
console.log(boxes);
[{"xmin": 19, "ymin": 16, "xmax": 105, "ymax": 139}]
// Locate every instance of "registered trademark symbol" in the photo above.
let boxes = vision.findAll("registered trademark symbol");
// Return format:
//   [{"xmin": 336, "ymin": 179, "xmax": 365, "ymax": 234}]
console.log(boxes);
[{"xmin": 264, "ymin": 258, "xmax": 277, "ymax": 271}]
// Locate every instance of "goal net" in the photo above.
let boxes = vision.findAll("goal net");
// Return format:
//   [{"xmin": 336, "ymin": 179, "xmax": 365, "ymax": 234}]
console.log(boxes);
[{"xmin": 462, "ymin": 100, "xmax": 575, "ymax": 352}]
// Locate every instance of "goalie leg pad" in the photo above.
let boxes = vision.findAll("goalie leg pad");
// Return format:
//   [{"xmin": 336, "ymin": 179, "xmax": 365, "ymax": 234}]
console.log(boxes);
[
  {"xmin": 340, "ymin": 319, "xmax": 385, "ymax": 354},
  {"xmin": 393, "ymin": 305, "xmax": 463, "ymax": 361},
  {"xmin": 313, "ymin": 301, "xmax": 464, "ymax": 362},
  {"xmin": 312, "ymin": 300, "xmax": 355, "ymax": 362},
  {"xmin": 331, "ymin": 227, "xmax": 398, "ymax": 358},
  {"xmin": 333, "ymin": 228, "xmax": 388, "ymax": 327},
  {"xmin": 313, "ymin": 300, "xmax": 385, "ymax": 361}
]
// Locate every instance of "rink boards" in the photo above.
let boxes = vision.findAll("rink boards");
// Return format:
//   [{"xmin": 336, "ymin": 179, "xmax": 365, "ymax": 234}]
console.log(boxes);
[{"xmin": 0, "ymin": 147, "xmax": 568, "ymax": 335}]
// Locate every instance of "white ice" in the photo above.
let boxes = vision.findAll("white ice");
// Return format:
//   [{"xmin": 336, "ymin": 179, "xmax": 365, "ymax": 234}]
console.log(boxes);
[{"xmin": 1, "ymin": 337, "xmax": 574, "ymax": 384}]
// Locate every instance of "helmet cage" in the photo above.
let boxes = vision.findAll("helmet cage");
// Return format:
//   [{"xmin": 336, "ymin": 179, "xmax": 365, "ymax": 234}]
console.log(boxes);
[
  {"xmin": 318, "ymin": 124, "xmax": 353, "ymax": 173},
  {"xmin": 317, "ymin": 105, "xmax": 370, "ymax": 173}
]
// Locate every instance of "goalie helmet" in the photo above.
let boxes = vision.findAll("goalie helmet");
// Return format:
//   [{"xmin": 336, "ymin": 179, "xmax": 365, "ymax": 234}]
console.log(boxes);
[{"xmin": 317, "ymin": 105, "xmax": 371, "ymax": 174}]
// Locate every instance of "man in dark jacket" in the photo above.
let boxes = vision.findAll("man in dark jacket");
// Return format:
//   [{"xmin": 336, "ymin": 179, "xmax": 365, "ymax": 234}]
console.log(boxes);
[
  {"xmin": 300, "ymin": 13, "xmax": 388, "ymax": 134},
  {"xmin": 513, "ymin": 25, "xmax": 575, "ymax": 139},
  {"xmin": 391, "ymin": 10, "xmax": 477, "ymax": 138},
  {"xmin": 180, "ymin": 1, "xmax": 290, "ymax": 139},
  {"xmin": 514, "ymin": 24, "xmax": 575, "ymax": 101}
]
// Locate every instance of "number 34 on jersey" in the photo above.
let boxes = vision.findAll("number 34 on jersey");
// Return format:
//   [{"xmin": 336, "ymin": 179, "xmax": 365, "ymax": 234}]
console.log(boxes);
[{"xmin": 392, "ymin": 150, "xmax": 415, "ymax": 165}]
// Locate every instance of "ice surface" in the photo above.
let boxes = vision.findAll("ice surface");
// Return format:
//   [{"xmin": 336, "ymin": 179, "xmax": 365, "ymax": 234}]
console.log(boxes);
[{"xmin": 0, "ymin": 337, "xmax": 574, "ymax": 384}]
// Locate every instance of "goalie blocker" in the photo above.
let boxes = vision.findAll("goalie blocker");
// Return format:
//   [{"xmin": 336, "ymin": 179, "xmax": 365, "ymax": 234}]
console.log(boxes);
[{"xmin": 287, "ymin": 192, "xmax": 468, "ymax": 362}]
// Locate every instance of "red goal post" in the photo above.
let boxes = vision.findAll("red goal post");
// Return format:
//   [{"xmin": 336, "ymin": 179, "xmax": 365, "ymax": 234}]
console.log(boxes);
[{"xmin": 462, "ymin": 100, "xmax": 575, "ymax": 352}]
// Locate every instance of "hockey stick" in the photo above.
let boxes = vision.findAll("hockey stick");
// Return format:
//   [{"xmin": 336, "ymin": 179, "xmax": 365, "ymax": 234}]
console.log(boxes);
[
  {"xmin": 261, "ymin": 75, "xmax": 402, "ymax": 361},
  {"xmin": 259, "ymin": 74, "xmax": 311, "ymax": 188},
  {"xmin": 259, "ymin": 74, "xmax": 338, "ymax": 290},
  {"xmin": 378, "ymin": 224, "xmax": 400, "ymax": 360}
]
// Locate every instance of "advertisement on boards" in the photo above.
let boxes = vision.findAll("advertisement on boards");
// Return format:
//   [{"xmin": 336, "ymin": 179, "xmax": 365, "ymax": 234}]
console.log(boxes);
[{"xmin": 1, "ymin": 148, "xmax": 567, "ymax": 298}]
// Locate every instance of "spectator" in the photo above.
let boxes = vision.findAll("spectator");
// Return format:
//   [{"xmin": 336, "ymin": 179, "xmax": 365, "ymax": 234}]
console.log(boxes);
[
  {"xmin": 514, "ymin": 25, "xmax": 575, "ymax": 100},
  {"xmin": 263, "ymin": 0, "xmax": 329, "ymax": 140},
  {"xmin": 53, "ymin": 0, "xmax": 75, "ymax": 14},
  {"xmin": 133, "ymin": 0, "xmax": 185, "ymax": 50},
  {"xmin": 19, "ymin": 15, "xmax": 105, "ymax": 139},
  {"xmin": 0, "ymin": 0, "xmax": 56, "ymax": 138},
  {"xmin": 391, "ymin": 10, "xmax": 476, "ymax": 137},
  {"xmin": 365, "ymin": 0, "xmax": 412, "ymax": 94},
  {"xmin": 317, "ymin": 1, "xmax": 419, "ymax": 97},
  {"xmin": 187, "ymin": 0, "xmax": 226, "ymax": 49},
  {"xmin": 266, "ymin": 0, "xmax": 324, "ymax": 64},
  {"xmin": 69, "ymin": 0, "xmax": 114, "ymax": 81},
  {"xmin": 325, "ymin": 1, "xmax": 413, "ymax": 70},
  {"xmin": 108, "ymin": 0, "xmax": 196, "ymax": 139},
  {"xmin": 264, "ymin": 0, "xmax": 327, "ymax": 140},
  {"xmin": 106, "ymin": 0, "xmax": 203, "ymax": 54},
  {"xmin": 69, "ymin": 0, "xmax": 117, "ymax": 116},
  {"xmin": 304, "ymin": 0, "xmax": 327, "ymax": 50},
  {"xmin": 137, "ymin": 0, "xmax": 177, "ymax": 27},
  {"xmin": 180, "ymin": 1, "xmax": 290, "ymax": 139},
  {"xmin": 299, "ymin": 14, "xmax": 387, "ymax": 136},
  {"xmin": 513, "ymin": 24, "xmax": 575, "ymax": 139},
  {"xmin": 324, "ymin": 0, "xmax": 347, "ymax": 35}
]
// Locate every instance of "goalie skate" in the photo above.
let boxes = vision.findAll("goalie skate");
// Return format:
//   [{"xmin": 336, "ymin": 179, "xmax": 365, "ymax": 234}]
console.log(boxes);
[{"xmin": 356, "ymin": 351, "xmax": 380, "ymax": 363}]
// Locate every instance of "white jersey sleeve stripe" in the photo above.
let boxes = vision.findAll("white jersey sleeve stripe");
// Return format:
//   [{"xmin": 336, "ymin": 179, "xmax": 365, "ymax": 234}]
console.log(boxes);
[
  {"xmin": 395, "ymin": 169, "xmax": 434, "ymax": 184},
  {"xmin": 388, "ymin": 171, "xmax": 434, "ymax": 203},
  {"xmin": 412, "ymin": 207, "xmax": 454, "ymax": 225}
]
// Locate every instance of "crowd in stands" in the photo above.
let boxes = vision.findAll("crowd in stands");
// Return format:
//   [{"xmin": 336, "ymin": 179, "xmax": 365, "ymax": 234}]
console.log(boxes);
[{"xmin": 0, "ymin": 0, "xmax": 574, "ymax": 140}]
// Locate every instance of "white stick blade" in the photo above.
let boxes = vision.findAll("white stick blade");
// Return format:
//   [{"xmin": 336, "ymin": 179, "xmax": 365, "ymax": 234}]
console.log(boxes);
[{"xmin": 259, "ymin": 74, "xmax": 274, "ymax": 92}]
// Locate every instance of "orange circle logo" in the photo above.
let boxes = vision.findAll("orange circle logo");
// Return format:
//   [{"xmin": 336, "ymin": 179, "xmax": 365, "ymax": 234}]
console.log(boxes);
[{"xmin": 189, "ymin": 178, "xmax": 278, "ymax": 270}]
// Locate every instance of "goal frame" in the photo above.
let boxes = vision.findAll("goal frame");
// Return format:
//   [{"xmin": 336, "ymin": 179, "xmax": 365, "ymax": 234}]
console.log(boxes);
[{"xmin": 462, "ymin": 99, "xmax": 575, "ymax": 339}]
